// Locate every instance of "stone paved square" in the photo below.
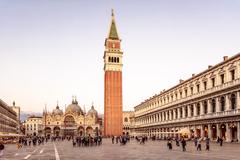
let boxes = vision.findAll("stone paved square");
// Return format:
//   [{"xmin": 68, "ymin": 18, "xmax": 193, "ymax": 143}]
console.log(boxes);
[{"xmin": 1, "ymin": 139, "xmax": 240, "ymax": 160}]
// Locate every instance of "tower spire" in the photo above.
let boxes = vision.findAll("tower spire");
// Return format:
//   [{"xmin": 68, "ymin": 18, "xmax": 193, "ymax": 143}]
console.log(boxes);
[
  {"xmin": 108, "ymin": 9, "xmax": 119, "ymax": 40},
  {"xmin": 111, "ymin": 8, "xmax": 114, "ymax": 17}
]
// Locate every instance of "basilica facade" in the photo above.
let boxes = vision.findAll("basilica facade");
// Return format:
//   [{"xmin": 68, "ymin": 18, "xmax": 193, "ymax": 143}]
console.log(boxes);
[
  {"xmin": 134, "ymin": 54, "xmax": 240, "ymax": 142},
  {"xmin": 43, "ymin": 98, "xmax": 100, "ymax": 138}
]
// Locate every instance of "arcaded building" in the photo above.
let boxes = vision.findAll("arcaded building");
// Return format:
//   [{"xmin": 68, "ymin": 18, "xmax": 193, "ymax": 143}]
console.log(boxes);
[
  {"xmin": 0, "ymin": 99, "xmax": 18, "ymax": 134},
  {"xmin": 104, "ymin": 10, "xmax": 123, "ymax": 136},
  {"xmin": 43, "ymin": 98, "xmax": 101, "ymax": 137},
  {"xmin": 134, "ymin": 54, "xmax": 240, "ymax": 142}
]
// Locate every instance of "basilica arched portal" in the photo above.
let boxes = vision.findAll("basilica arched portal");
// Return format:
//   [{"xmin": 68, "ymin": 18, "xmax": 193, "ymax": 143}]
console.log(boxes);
[{"xmin": 63, "ymin": 115, "xmax": 76, "ymax": 137}]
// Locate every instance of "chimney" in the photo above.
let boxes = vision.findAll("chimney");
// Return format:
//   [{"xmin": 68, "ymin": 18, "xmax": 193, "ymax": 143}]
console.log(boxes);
[
  {"xmin": 192, "ymin": 74, "xmax": 195, "ymax": 77},
  {"xmin": 223, "ymin": 56, "xmax": 228, "ymax": 61},
  {"xmin": 208, "ymin": 65, "xmax": 212, "ymax": 69},
  {"xmin": 179, "ymin": 79, "xmax": 184, "ymax": 83}
]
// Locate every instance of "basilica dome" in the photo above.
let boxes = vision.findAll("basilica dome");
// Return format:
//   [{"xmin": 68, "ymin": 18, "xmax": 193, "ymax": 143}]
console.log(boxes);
[
  {"xmin": 87, "ymin": 105, "xmax": 98, "ymax": 118},
  {"xmin": 52, "ymin": 105, "xmax": 63, "ymax": 116},
  {"xmin": 66, "ymin": 98, "xmax": 83, "ymax": 115}
]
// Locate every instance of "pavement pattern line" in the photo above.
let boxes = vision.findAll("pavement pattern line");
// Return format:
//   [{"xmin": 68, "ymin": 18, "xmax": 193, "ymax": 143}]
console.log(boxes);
[
  {"xmin": 23, "ymin": 148, "xmax": 38, "ymax": 159},
  {"xmin": 54, "ymin": 143, "xmax": 60, "ymax": 160},
  {"xmin": 40, "ymin": 148, "xmax": 44, "ymax": 154},
  {"xmin": 23, "ymin": 154, "xmax": 31, "ymax": 159}
]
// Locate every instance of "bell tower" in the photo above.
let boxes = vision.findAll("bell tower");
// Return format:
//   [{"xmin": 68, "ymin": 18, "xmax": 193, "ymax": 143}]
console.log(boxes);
[{"xmin": 104, "ymin": 9, "xmax": 123, "ymax": 136}]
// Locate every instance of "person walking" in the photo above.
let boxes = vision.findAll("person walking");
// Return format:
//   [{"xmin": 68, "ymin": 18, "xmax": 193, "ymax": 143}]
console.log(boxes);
[
  {"xmin": 167, "ymin": 139, "xmax": 172, "ymax": 150},
  {"xmin": 140, "ymin": 136, "xmax": 145, "ymax": 144},
  {"xmin": 194, "ymin": 137, "xmax": 198, "ymax": 147},
  {"xmin": 205, "ymin": 137, "xmax": 210, "ymax": 151},
  {"xmin": 197, "ymin": 138, "xmax": 202, "ymax": 151},
  {"xmin": 175, "ymin": 138, "xmax": 180, "ymax": 147},
  {"xmin": 219, "ymin": 137, "xmax": 223, "ymax": 146},
  {"xmin": 181, "ymin": 138, "xmax": 186, "ymax": 152},
  {"xmin": 0, "ymin": 141, "xmax": 4, "ymax": 157},
  {"xmin": 112, "ymin": 136, "xmax": 115, "ymax": 144}
]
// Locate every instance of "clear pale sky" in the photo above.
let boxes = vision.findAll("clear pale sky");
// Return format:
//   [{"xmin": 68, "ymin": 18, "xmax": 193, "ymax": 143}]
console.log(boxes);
[{"xmin": 0, "ymin": 0, "xmax": 240, "ymax": 114}]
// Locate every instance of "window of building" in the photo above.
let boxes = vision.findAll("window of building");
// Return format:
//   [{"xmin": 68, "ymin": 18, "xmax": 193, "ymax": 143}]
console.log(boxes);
[
  {"xmin": 211, "ymin": 78, "xmax": 215, "ymax": 87},
  {"xmin": 204, "ymin": 101, "xmax": 208, "ymax": 114},
  {"xmin": 180, "ymin": 92, "xmax": 182, "ymax": 98},
  {"xmin": 191, "ymin": 87, "xmax": 193, "ymax": 95},
  {"xmin": 204, "ymin": 81, "xmax": 207, "ymax": 90},
  {"xmin": 185, "ymin": 107, "xmax": 188, "ymax": 117},
  {"xmin": 230, "ymin": 70, "xmax": 235, "ymax": 81},
  {"xmin": 190, "ymin": 105, "xmax": 194, "ymax": 117},
  {"xmin": 220, "ymin": 74, "xmax": 225, "ymax": 84},
  {"xmin": 220, "ymin": 96, "xmax": 225, "ymax": 111},
  {"xmin": 185, "ymin": 89, "xmax": 187, "ymax": 97},
  {"xmin": 212, "ymin": 99, "xmax": 216, "ymax": 113},
  {"xmin": 196, "ymin": 84, "xmax": 200, "ymax": 92},
  {"xmin": 197, "ymin": 103, "xmax": 200, "ymax": 115},
  {"xmin": 230, "ymin": 94, "xmax": 236, "ymax": 110},
  {"xmin": 175, "ymin": 109, "xmax": 178, "ymax": 119},
  {"xmin": 180, "ymin": 108, "xmax": 182, "ymax": 118}
]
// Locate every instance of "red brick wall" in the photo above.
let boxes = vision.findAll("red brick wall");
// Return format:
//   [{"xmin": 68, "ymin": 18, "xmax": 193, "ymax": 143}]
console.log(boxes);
[
  {"xmin": 104, "ymin": 70, "xmax": 123, "ymax": 136},
  {"xmin": 107, "ymin": 42, "xmax": 120, "ymax": 49}
]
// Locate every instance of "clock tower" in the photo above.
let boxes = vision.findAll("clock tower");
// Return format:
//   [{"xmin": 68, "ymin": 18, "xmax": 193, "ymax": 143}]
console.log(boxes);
[{"xmin": 103, "ymin": 10, "xmax": 123, "ymax": 136}]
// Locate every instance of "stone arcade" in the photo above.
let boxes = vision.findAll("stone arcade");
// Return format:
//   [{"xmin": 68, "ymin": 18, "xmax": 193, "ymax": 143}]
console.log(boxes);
[{"xmin": 134, "ymin": 54, "xmax": 240, "ymax": 142}]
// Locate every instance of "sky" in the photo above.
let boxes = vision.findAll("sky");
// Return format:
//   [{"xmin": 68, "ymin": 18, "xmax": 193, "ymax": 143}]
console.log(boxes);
[{"xmin": 0, "ymin": 0, "xmax": 240, "ymax": 114}]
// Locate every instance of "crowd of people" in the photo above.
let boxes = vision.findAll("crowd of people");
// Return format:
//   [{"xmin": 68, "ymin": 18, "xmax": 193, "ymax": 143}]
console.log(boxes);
[
  {"xmin": 165, "ymin": 136, "xmax": 223, "ymax": 152},
  {"xmin": 166, "ymin": 137, "xmax": 187, "ymax": 151},
  {"xmin": 72, "ymin": 135, "xmax": 102, "ymax": 147},
  {"xmin": 0, "ymin": 133, "xmax": 236, "ymax": 159},
  {"xmin": 135, "ymin": 136, "xmax": 148, "ymax": 144},
  {"xmin": 18, "ymin": 136, "xmax": 45, "ymax": 148},
  {"xmin": 111, "ymin": 133, "xmax": 130, "ymax": 145}
]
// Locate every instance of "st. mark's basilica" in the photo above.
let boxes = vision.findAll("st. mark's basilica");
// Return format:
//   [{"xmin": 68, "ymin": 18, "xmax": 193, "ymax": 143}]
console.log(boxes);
[{"xmin": 42, "ymin": 97, "xmax": 101, "ymax": 138}]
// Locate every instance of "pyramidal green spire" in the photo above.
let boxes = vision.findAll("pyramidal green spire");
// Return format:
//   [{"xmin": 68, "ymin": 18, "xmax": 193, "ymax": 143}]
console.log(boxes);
[{"xmin": 108, "ymin": 9, "xmax": 119, "ymax": 40}]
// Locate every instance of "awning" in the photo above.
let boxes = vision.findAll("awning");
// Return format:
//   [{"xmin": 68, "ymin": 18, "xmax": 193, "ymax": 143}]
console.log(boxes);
[
  {"xmin": 178, "ymin": 128, "xmax": 190, "ymax": 134},
  {"xmin": 0, "ymin": 133, "xmax": 24, "ymax": 137}
]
